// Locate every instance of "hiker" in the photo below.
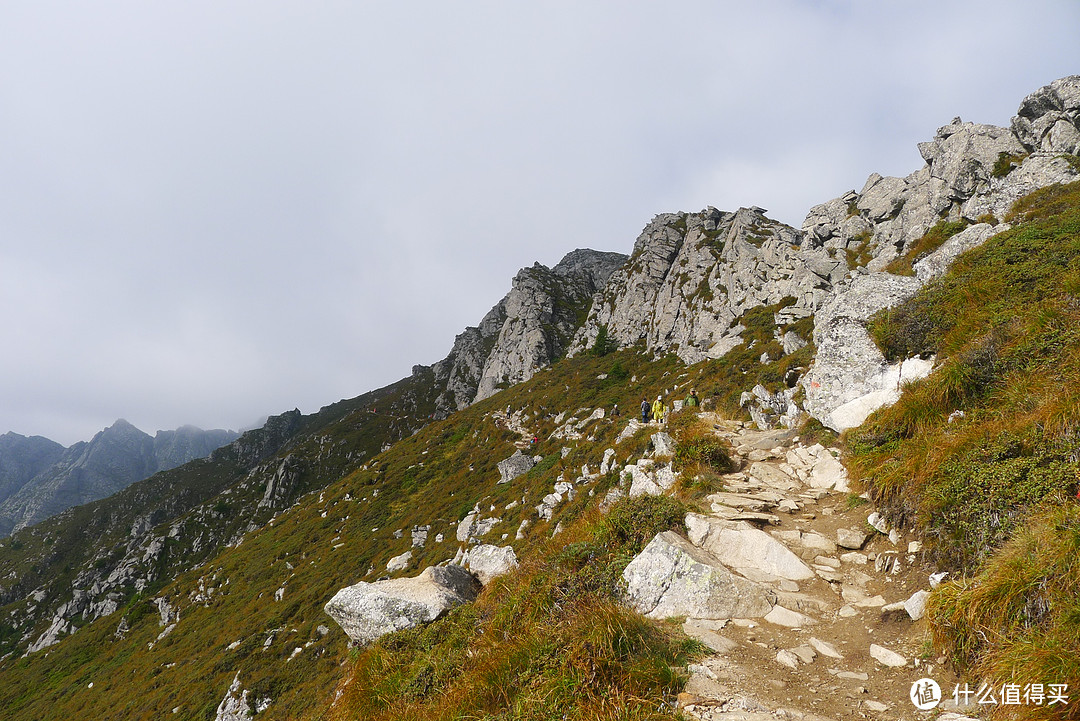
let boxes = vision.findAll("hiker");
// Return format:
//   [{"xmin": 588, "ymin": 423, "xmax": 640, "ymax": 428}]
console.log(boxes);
[
  {"xmin": 611, "ymin": 403, "xmax": 621, "ymax": 417},
  {"xmin": 685, "ymin": 388, "xmax": 700, "ymax": 408},
  {"xmin": 640, "ymin": 398, "xmax": 651, "ymax": 423},
  {"xmin": 652, "ymin": 396, "xmax": 665, "ymax": 425}
]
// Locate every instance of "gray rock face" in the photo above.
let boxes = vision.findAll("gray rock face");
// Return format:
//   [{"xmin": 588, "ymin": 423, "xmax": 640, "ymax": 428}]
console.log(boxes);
[
  {"xmin": 428, "ymin": 249, "xmax": 626, "ymax": 416},
  {"xmin": 473, "ymin": 251, "xmax": 627, "ymax": 403},
  {"xmin": 1012, "ymin": 75, "xmax": 1080, "ymax": 154},
  {"xmin": 497, "ymin": 450, "xmax": 536, "ymax": 485},
  {"xmin": 0, "ymin": 420, "xmax": 238, "ymax": 537},
  {"xmin": 324, "ymin": 565, "xmax": 481, "ymax": 646},
  {"xmin": 796, "ymin": 78, "xmax": 1080, "ymax": 427},
  {"xmin": 801, "ymin": 273, "xmax": 924, "ymax": 429},
  {"xmin": 570, "ymin": 207, "xmax": 839, "ymax": 365},
  {"xmin": 462, "ymin": 544, "xmax": 519, "ymax": 585},
  {"xmin": 622, "ymin": 531, "xmax": 775, "ymax": 620}
]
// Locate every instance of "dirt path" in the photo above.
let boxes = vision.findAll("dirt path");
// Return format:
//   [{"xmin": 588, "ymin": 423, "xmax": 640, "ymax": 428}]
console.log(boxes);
[{"xmin": 676, "ymin": 415, "xmax": 972, "ymax": 721}]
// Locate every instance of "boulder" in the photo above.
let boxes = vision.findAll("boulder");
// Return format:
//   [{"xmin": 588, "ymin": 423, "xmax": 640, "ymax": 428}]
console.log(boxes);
[
  {"xmin": 324, "ymin": 565, "xmax": 481, "ymax": 646},
  {"xmin": 497, "ymin": 450, "xmax": 537, "ymax": 485},
  {"xmin": 463, "ymin": 544, "xmax": 519, "ymax": 585},
  {"xmin": 685, "ymin": 513, "xmax": 814, "ymax": 581},
  {"xmin": 622, "ymin": 531, "xmax": 775, "ymax": 620},
  {"xmin": 599, "ymin": 448, "xmax": 616, "ymax": 474},
  {"xmin": 386, "ymin": 551, "xmax": 412, "ymax": 572},
  {"xmin": 904, "ymin": 590, "xmax": 930, "ymax": 621},
  {"xmin": 808, "ymin": 449, "xmax": 850, "ymax": 492},
  {"xmin": 456, "ymin": 512, "xmax": 478, "ymax": 542}
]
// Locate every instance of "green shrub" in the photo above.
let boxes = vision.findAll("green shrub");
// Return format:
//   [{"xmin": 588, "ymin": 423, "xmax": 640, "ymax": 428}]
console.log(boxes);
[{"xmin": 992, "ymin": 150, "xmax": 1028, "ymax": 178}]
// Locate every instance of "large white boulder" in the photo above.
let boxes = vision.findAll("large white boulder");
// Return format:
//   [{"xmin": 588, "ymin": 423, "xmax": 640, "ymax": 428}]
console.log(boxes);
[
  {"xmin": 463, "ymin": 544, "xmax": 519, "ymax": 585},
  {"xmin": 622, "ymin": 531, "xmax": 775, "ymax": 620},
  {"xmin": 685, "ymin": 513, "xmax": 814, "ymax": 582},
  {"xmin": 497, "ymin": 450, "xmax": 536, "ymax": 485},
  {"xmin": 324, "ymin": 565, "xmax": 481, "ymax": 646}
]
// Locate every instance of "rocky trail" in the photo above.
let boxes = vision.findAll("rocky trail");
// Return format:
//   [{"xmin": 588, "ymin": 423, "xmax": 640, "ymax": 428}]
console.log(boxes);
[{"xmin": 633, "ymin": 414, "xmax": 974, "ymax": 721}]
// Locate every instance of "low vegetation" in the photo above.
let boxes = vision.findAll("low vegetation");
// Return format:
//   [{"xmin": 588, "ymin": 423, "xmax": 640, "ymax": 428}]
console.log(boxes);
[
  {"xmin": 883, "ymin": 218, "xmax": 969, "ymax": 276},
  {"xmin": 848, "ymin": 181, "xmax": 1080, "ymax": 697},
  {"xmin": 330, "ymin": 496, "xmax": 697, "ymax": 721}
]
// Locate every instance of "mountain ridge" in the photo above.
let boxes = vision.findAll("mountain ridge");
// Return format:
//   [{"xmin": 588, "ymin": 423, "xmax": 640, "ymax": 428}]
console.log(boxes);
[{"xmin": 0, "ymin": 420, "xmax": 241, "ymax": 538}]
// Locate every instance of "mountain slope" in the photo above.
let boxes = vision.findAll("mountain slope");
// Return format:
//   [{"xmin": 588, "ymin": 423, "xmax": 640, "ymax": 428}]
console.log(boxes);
[
  {"xmin": 0, "ymin": 76, "xmax": 1078, "ymax": 721},
  {"xmin": 0, "ymin": 247, "xmax": 622, "ymax": 661}
]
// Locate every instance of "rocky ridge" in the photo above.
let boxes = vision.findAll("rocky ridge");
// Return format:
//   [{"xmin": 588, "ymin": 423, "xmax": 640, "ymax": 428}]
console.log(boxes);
[
  {"xmin": 570, "ymin": 76, "xmax": 1080, "ymax": 431},
  {"xmin": 428, "ymin": 248, "xmax": 626, "ymax": 416}
]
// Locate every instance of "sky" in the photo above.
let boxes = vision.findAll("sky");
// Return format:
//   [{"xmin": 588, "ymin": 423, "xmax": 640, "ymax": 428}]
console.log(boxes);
[{"xmin": 1, "ymin": 1, "xmax": 1078, "ymax": 446}]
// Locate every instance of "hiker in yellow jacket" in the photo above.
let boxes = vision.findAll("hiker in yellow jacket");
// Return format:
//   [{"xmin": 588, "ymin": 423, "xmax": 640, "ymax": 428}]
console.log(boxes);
[{"xmin": 651, "ymin": 396, "xmax": 666, "ymax": 424}]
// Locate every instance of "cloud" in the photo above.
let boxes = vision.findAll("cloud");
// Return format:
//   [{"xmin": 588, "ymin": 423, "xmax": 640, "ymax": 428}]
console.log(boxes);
[{"xmin": 1, "ymin": 0, "xmax": 1078, "ymax": 444}]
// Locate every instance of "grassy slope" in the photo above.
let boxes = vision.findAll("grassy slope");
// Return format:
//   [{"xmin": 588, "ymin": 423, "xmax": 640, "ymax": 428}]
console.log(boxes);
[
  {"xmin": 0, "ymin": 370, "xmax": 439, "ymax": 663},
  {"xmin": 846, "ymin": 181, "xmax": 1080, "ymax": 711},
  {"xmin": 0, "ymin": 348, "xmax": 741, "ymax": 720}
]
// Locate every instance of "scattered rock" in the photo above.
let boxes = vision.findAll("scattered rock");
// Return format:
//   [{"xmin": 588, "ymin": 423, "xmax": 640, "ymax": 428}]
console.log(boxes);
[
  {"xmin": 836, "ymin": 528, "xmax": 870, "ymax": 550},
  {"xmin": 904, "ymin": 590, "xmax": 930, "ymax": 621},
  {"xmin": 835, "ymin": 670, "xmax": 870, "ymax": 681},
  {"xmin": 324, "ymin": 565, "xmax": 481, "ymax": 646},
  {"xmin": 809, "ymin": 637, "xmax": 843, "ymax": 659},
  {"xmin": 682, "ymin": 618, "xmax": 738, "ymax": 654},
  {"xmin": 764, "ymin": 605, "xmax": 815, "ymax": 628},
  {"xmin": 869, "ymin": 643, "xmax": 908, "ymax": 668},
  {"xmin": 867, "ymin": 512, "xmax": 889, "ymax": 535},
  {"xmin": 386, "ymin": 551, "xmax": 412, "ymax": 572},
  {"xmin": 776, "ymin": 649, "xmax": 800, "ymax": 668}
]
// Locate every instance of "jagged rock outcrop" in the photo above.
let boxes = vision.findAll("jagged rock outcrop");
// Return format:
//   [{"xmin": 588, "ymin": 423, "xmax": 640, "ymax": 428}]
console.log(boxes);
[
  {"xmin": 0, "ymin": 420, "xmax": 239, "ymax": 537},
  {"xmin": 1011, "ymin": 75, "xmax": 1080, "ymax": 155},
  {"xmin": 570, "ymin": 207, "xmax": 837, "ymax": 364},
  {"xmin": 428, "ymin": 249, "xmax": 626, "ymax": 416},
  {"xmin": 324, "ymin": 565, "xmax": 481, "ymax": 646},
  {"xmin": 558, "ymin": 77, "xmax": 1079, "ymax": 431},
  {"xmin": 799, "ymin": 77, "xmax": 1080, "ymax": 427}
]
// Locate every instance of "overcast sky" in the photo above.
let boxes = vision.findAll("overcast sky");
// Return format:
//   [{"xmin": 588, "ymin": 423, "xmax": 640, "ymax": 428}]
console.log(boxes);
[{"xmin": 1, "ymin": 1, "xmax": 1078, "ymax": 446}]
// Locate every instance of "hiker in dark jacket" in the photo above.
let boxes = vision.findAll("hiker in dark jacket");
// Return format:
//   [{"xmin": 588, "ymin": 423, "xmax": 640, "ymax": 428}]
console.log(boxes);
[{"xmin": 640, "ymin": 398, "xmax": 651, "ymax": 423}]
